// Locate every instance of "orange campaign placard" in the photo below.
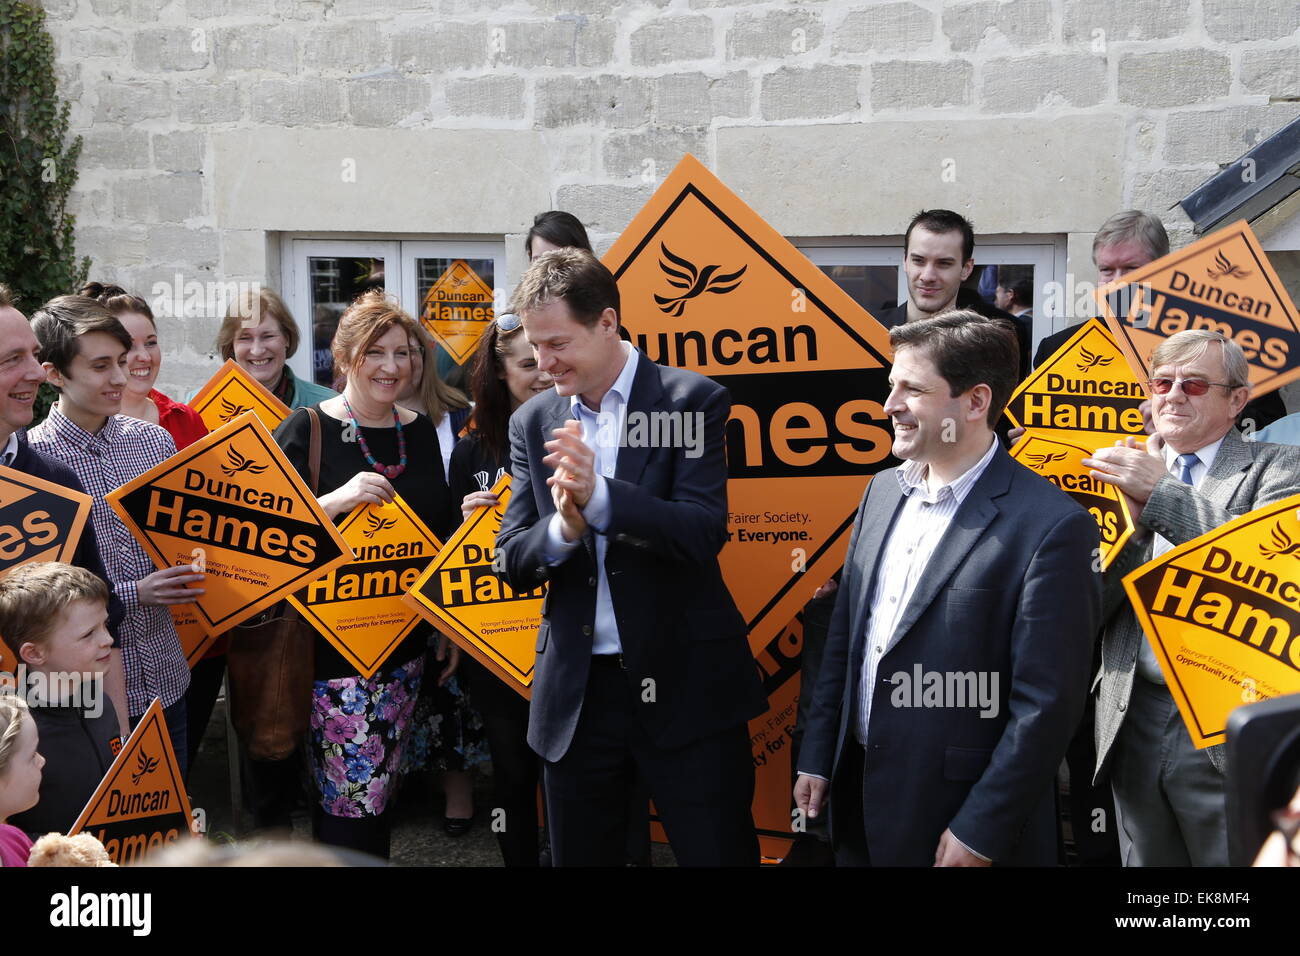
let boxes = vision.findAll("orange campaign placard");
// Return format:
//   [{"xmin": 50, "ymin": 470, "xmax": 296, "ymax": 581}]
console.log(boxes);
[
  {"xmin": 106, "ymin": 412, "xmax": 353, "ymax": 635},
  {"xmin": 0, "ymin": 465, "xmax": 94, "ymax": 673},
  {"xmin": 69, "ymin": 697, "xmax": 197, "ymax": 865},
  {"xmin": 405, "ymin": 475, "xmax": 542, "ymax": 697},
  {"xmin": 1099, "ymin": 221, "xmax": 1300, "ymax": 400},
  {"xmin": 1005, "ymin": 318, "xmax": 1149, "ymax": 453},
  {"xmin": 169, "ymin": 605, "xmax": 216, "ymax": 669},
  {"xmin": 287, "ymin": 495, "xmax": 443, "ymax": 679},
  {"xmin": 603, "ymin": 154, "xmax": 896, "ymax": 860},
  {"xmin": 421, "ymin": 259, "xmax": 497, "ymax": 365},
  {"xmin": 187, "ymin": 358, "xmax": 292, "ymax": 433},
  {"xmin": 1010, "ymin": 433, "xmax": 1135, "ymax": 571},
  {"xmin": 1122, "ymin": 493, "xmax": 1300, "ymax": 749}
]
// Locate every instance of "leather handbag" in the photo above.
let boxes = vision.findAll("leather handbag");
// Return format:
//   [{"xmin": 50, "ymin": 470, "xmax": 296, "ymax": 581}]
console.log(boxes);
[{"xmin": 226, "ymin": 407, "xmax": 321, "ymax": 761}]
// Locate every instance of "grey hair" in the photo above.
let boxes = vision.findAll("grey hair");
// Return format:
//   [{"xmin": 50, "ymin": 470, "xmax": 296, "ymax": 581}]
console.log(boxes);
[
  {"xmin": 1093, "ymin": 210, "xmax": 1169, "ymax": 264},
  {"xmin": 1150, "ymin": 329, "xmax": 1250, "ymax": 390}
]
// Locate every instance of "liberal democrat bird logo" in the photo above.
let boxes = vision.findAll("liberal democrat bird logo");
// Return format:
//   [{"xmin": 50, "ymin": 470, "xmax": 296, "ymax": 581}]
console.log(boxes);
[
  {"xmin": 218, "ymin": 397, "xmax": 251, "ymax": 422},
  {"xmin": 654, "ymin": 244, "xmax": 747, "ymax": 318},
  {"xmin": 220, "ymin": 447, "xmax": 269, "ymax": 477},
  {"xmin": 131, "ymin": 749, "xmax": 160, "ymax": 786},
  {"xmin": 1207, "ymin": 250, "xmax": 1251, "ymax": 281},
  {"xmin": 1258, "ymin": 522, "xmax": 1300, "ymax": 560},
  {"xmin": 1075, "ymin": 347, "xmax": 1114, "ymax": 373},
  {"xmin": 362, "ymin": 512, "xmax": 397, "ymax": 539},
  {"xmin": 1024, "ymin": 451, "xmax": 1067, "ymax": 470}
]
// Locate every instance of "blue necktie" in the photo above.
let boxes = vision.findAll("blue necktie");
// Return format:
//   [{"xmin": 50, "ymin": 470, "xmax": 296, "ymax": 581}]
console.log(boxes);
[{"xmin": 1176, "ymin": 452, "xmax": 1199, "ymax": 485}]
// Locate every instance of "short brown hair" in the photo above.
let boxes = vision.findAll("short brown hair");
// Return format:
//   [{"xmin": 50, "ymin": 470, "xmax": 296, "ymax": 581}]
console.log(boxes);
[
  {"xmin": 0, "ymin": 283, "xmax": 16, "ymax": 309},
  {"xmin": 30, "ymin": 295, "xmax": 133, "ymax": 378},
  {"xmin": 0, "ymin": 562, "xmax": 109, "ymax": 654},
  {"xmin": 80, "ymin": 281, "xmax": 155, "ymax": 327},
  {"xmin": 889, "ymin": 311, "xmax": 1020, "ymax": 428},
  {"xmin": 331, "ymin": 289, "xmax": 422, "ymax": 379},
  {"xmin": 216, "ymin": 287, "xmax": 300, "ymax": 360},
  {"xmin": 509, "ymin": 248, "xmax": 620, "ymax": 328}
]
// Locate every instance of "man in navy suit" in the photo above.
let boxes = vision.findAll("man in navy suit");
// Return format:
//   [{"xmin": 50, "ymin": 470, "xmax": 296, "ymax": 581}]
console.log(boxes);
[
  {"xmin": 494, "ymin": 249, "xmax": 767, "ymax": 866},
  {"xmin": 794, "ymin": 312, "xmax": 1100, "ymax": 865}
]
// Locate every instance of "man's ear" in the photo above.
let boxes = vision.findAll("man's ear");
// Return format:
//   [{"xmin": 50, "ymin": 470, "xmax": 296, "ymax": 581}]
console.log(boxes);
[
  {"xmin": 18, "ymin": 641, "xmax": 45, "ymax": 668},
  {"xmin": 966, "ymin": 383, "xmax": 993, "ymax": 423},
  {"xmin": 599, "ymin": 307, "xmax": 619, "ymax": 337},
  {"xmin": 960, "ymin": 259, "xmax": 975, "ymax": 282},
  {"xmin": 41, "ymin": 362, "xmax": 63, "ymax": 389}
]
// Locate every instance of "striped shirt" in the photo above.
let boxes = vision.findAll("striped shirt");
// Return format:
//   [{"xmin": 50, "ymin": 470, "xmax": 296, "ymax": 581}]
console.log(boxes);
[
  {"xmin": 28, "ymin": 406, "xmax": 190, "ymax": 715},
  {"xmin": 856, "ymin": 437, "xmax": 999, "ymax": 744}
]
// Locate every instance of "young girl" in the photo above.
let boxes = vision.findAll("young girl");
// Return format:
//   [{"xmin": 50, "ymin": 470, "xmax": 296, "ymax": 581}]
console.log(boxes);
[{"xmin": 0, "ymin": 696, "xmax": 45, "ymax": 867}]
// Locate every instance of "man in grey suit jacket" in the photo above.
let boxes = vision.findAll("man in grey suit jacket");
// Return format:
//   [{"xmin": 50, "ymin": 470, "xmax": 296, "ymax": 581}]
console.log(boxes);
[
  {"xmin": 1084, "ymin": 329, "xmax": 1300, "ymax": 866},
  {"xmin": 794, "ymin": 312, "xmax": 1100, "ymax": 866}
]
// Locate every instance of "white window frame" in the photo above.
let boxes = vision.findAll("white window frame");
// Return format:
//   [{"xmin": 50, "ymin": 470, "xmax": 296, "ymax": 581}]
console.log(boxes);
[
  {"xmin": 280, "ymin": 236, "xmax": 508, "ymax": 384},
  {"xmin": 797, "ymin": 236, "xmax": 1068, "ymax": 349}
]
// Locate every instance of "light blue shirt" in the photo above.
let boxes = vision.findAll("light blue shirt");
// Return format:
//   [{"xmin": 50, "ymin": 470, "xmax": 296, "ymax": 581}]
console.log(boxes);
[
  {"xmin": 545, "ymin": 342, "xmax": 640, "ymax": 655},
  {"xmin": 1253, "ymin": 411, "xmax": 1300, "ymax": 447}
]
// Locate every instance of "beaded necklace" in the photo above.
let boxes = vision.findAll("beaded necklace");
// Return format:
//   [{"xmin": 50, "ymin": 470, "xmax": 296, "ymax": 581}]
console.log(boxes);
[{"xmin": 342, "ymin": 396, "xmax": 407, "ymax": 479}]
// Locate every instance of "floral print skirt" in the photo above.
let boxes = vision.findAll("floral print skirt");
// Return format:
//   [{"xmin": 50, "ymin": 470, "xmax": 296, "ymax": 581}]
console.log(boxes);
[
  {"xmin": 309, "ymin": 654, "xmax": 424, "ymax": 818},
  {"xmin": 402, "ymin": 659, "xmax": 491, "ymax": 775}
]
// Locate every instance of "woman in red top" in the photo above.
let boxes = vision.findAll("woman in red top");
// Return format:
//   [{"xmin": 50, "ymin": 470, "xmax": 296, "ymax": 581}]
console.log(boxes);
[
  {"xmin": 79, "ymin": 283, "xmax": 208, "ymax": 449},
  {"xmin": 80, "ymin": 282, "xmax": 219, "ymax": 777}
]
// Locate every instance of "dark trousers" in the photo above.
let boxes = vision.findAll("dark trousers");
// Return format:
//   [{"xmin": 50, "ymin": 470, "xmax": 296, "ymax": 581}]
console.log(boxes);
[
  {"xmin": 184, "ymin": 654, "xmax": 226, "ymax": 774},
  {"xmin": 241, "ymin": 747, "xmax": 305, "ymax": 832},
  {"xmin": 1063, "ymin": 692, "xmax": 1120, "ymax": 865},
  {"xmin": 831, "ymin": 739, "xmax": 872, "ymax": 867},
  {"xmin": 543, "ymin": 657, "xmax": 758, "ymax": 867},
  {"xmin": 464, "ymin": 659, "xmax": 541, "ymax": 867},
  {"xmin": 133, "ymin": 697, "xmax": 188, "ymax": 783}
]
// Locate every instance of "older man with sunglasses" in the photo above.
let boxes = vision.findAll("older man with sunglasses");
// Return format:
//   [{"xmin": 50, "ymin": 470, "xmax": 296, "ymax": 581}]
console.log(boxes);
[{"xmin": 1082, "ymin": 329, "xmax": 1300, "ymax": 866}]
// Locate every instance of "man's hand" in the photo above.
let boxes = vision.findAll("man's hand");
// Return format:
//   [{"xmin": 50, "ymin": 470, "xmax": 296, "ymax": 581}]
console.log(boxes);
[
  {"xmin": 1082, "ymin": 434, "xmax": 1165, "ymax": 520},
  {"xmin": 544, "ymin": 420, "xmax": 596, "ymax": 509},
  {"xmin": 553, "ymin": 484, "xmax": 587, "ymax": 542},
  {"xmin": 793, "ymin": 774, "xmax": 828, "ymax": 820},
  {"xmin": 934, "ymin": 828, "xmax": 991, "ymax": 867},
  {"xmin": 137, "ymin": 564, "xmax": 206, "ymax": 606},
  {"xmin": 1139, "ymin": 398, "xmax": 1154, "ymax": 435}
]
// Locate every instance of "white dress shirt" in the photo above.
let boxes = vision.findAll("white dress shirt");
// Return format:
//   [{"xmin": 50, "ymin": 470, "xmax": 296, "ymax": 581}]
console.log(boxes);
[
  {"xmin": 544, "ymin": 341, "xmax": 639, "ymax": 655},
  {"xmin": 856, "ymin": 436, "xmax": 1000, "ymax": 744},
  {"xmin": 1, "ymin": 431, "xmax": 16, "ymax": 467},
  {"xmin": 1137, "ymin": 435, "xmax": 1226, "ymax": 683}
]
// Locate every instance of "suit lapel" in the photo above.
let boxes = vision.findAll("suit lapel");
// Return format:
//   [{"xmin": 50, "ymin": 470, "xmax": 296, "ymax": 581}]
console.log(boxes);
[
  {"xmin": 614, "ymin": 352, "xmax": 665, "ymax": 485},
  {"xmin": 884, "ymin": 449, "xmax": 1011, "ymax": 651},
  {"xmin": 1199, "ymin": 428, "xmax": 1253, "ymax": 507}
]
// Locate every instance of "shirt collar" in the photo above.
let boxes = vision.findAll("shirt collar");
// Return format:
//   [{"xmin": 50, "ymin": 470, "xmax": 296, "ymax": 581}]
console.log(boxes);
[
  {"xmin": 45, "ymin": 403, "xmax": 121, "ymax": 451},
  {"xmin": 0, "ymin": 431, "xmax": 16, "ymax": 467},
  {"xmin": 570, "ymin": 341, "xmax": 639, "ymax": 416},
  {"xmin": 1162, "ymin": 434, "xmax": 1226, "ymax": 475},
  {"xmin": 896, "ymin": 435, "xmax": 1000, "ymax": 505}
]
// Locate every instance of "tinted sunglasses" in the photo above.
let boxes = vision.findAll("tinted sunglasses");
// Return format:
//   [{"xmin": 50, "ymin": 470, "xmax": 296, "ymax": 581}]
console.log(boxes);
[
  {"xmin": 496, "ymin": 313, "xmax": 522, "ymax": 333},
  {"xmin": 1147, "ymin": 377, "xmax": 1239, "ymax": 397}
]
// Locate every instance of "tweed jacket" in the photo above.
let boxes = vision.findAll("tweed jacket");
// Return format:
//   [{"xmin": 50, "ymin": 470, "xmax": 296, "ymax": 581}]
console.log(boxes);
[{"xmin": 1094, "ymin": 428, "xmax": 1300, "ymax": 780}]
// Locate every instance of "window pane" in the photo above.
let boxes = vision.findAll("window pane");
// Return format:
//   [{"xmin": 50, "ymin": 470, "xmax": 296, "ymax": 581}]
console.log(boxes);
[
  {"xmin": 415, "ymin": 257, "xmax": 497, "ymax": 391},
  {"xmin": 308, "ymin": 256, "xmax": 386, "ymax": 388},
  {"xmin": 822, "ymin": 264, "xmax": 901, "ymax": 316}
]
